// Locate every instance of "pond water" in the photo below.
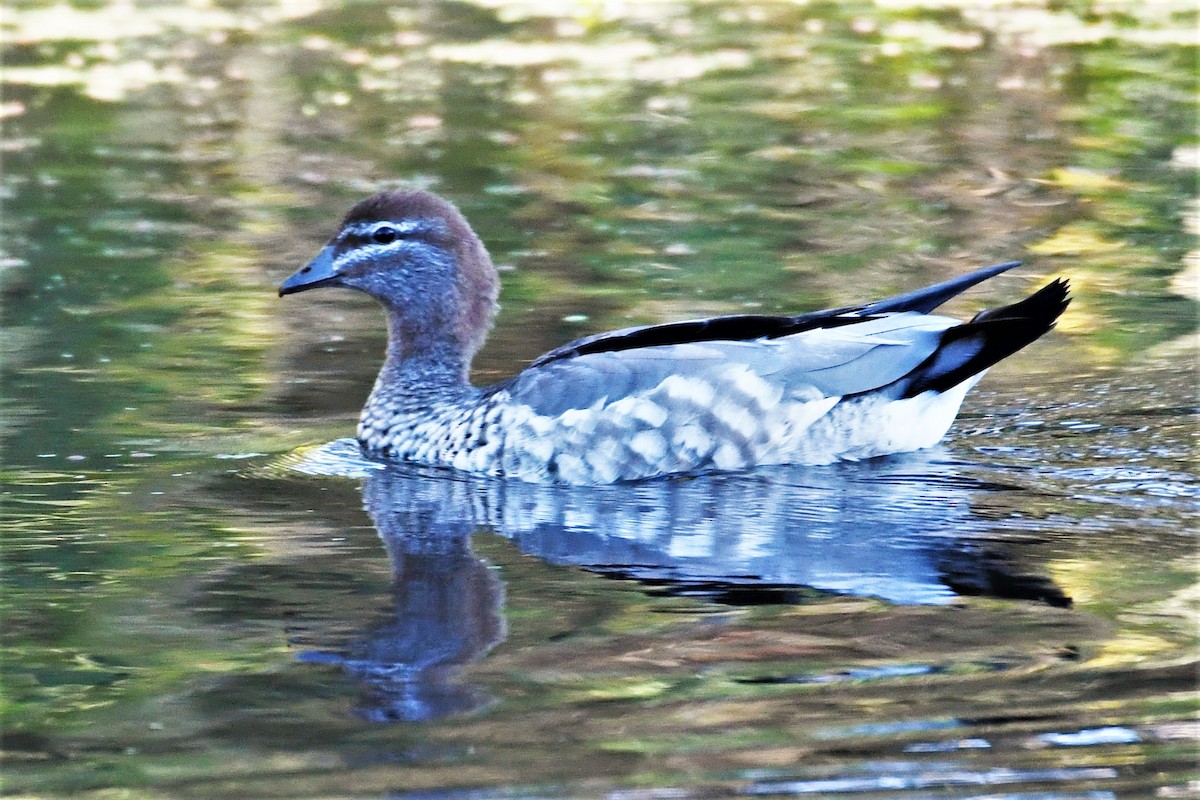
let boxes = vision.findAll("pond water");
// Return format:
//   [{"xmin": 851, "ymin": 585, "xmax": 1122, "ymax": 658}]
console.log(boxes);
[{"xmin": 2, "ymin": 1, "xmax": 1196, "ymax": 798}]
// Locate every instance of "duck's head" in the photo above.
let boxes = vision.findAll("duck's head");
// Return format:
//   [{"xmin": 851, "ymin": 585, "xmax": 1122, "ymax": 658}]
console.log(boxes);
[{"xmin": 280, "ymin": 189, "xmax": 499, "ymax": 360}]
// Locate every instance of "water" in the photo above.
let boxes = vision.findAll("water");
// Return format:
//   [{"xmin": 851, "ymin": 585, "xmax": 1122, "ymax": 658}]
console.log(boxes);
[{"xmin": 2, "ymin": 1, "xmax": 1196, "ymax": 797}]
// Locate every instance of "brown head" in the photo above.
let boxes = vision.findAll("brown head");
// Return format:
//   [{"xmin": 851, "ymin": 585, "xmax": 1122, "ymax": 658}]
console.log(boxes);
[{"xmin": 280, "ymin": 189, "xmax": 500, "ymax": 364}]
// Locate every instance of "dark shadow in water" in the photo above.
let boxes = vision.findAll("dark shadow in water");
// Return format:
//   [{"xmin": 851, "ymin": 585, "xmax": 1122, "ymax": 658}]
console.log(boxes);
[{"xmin": 278, "ymin": 441, "xmax": 1068, "ymax": 722}]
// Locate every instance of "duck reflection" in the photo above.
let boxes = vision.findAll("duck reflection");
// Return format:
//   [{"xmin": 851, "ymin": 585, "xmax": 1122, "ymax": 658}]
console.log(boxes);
[
  {"xmin": 295, "ymin": 471, "xmax": 505, "ymax": 723},
  {"xmin": 291, "ymin": 441, "xmax": 1067, "ymax": 722}
]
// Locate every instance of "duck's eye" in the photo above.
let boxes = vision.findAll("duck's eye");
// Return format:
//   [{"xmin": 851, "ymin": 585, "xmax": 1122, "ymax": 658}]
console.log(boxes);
[{"xmin": 372, "ymin": 226, "xmax": 399, "ymax": 244}]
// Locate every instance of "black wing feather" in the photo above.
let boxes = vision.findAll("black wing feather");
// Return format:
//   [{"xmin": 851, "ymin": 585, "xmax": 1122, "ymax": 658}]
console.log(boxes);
[{"xmin": 530, "ymin": 261, "xmax": 1025, "ymax": 368}]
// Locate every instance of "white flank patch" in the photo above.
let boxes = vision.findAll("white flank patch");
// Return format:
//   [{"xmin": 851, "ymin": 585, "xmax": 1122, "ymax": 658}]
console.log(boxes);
[
  {"xmin": 713, "ymin": 401, "xmax": 759, "ymax": 441},
  {"xmin": 559, "ymin": 402, "xmax": 604, "ymax": 435},
  {"xmin": 730, "ymin": 367, "xmax": 783, "ymax": 408},
  {"xmin": 585, "ymin": 439, "xmax": 626, "ymax": 484},
  {"xmin": 522, "ymin": 434, "xmax": 555, "ymax": 462},
  {"xmin": 787, "ymin": 383, "xmax": 829, "ymax": 403},
  {"xmin": 660, "ymin": 374, "xmax": 715, "ymax": 407},
  {"xmin": 871, "ymin": 382, "xmax": 977, "ymax": 453},
  {"xmin": 610, "ymin": 395, "xmax": 669, "ymax": 427},
  {"xmin": 673, "ymin": 423, "xmax": 713, "ymax": 457},
  {"xmin": 524, "ymin": 412, "xmax": 556, "ymax": 437},
  {"xmin": 555, "ymin": 452, "xmax": 587, "ymax": 483},
  {"xmin": 629, "ymin": 429, "xmax": 667, "ymax": 463},
  {"xmin": 712, "ymin": 442, "xmax": 745, "ymax": 471},
  {"xmin": 787, "ymin": 396, "xmax": 840, "ymax": 432}
]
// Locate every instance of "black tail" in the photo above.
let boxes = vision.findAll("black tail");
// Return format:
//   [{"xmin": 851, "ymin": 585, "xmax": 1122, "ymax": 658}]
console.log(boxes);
[{"xmin": 899, "ymin": 278, "xmax": 1070, "ymax": 397}]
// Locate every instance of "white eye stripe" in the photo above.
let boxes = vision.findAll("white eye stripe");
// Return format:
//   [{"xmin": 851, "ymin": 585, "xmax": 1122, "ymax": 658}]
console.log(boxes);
[
  {"xmin": 332, "ymin": 239, "xmax": 414, "ymax": 269},
  {"xmin": 341, "ymin": 220, "xmax": 424, "ymax": 239}
]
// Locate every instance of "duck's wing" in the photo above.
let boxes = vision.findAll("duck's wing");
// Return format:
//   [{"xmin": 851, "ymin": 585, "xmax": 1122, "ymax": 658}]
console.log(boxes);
[
  {"xmin": 505, "ymin": 275, "xmax": 1069, "ymax": 419},
  {"xmin": 506, "ymin": 312, "xmax": 957, "ymax": 418},
  {"xmin": 529, "ymin": 261, "xmax": 1023, "ymax": 369}
]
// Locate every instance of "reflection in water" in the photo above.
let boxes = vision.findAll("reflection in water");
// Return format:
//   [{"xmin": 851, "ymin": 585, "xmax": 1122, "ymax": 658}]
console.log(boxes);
[
  {"xmin": 290, "ymin": 441, "xmax": 1067, "ymax": 722},
  {"xmin": 296, "ymin": 475, "xmax": 505, "ymax": 723}
]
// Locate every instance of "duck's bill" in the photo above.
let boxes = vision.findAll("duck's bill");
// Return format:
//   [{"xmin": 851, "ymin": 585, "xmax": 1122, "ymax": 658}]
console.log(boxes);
[{"xmin": 279, "ymin": 246, "xmax": 341, "ymax": 296}]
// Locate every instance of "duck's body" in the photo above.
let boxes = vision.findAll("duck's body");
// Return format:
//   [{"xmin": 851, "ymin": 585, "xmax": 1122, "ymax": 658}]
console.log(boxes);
[{"xmin": 280, "ymin": 190, "xmax": 1069, "ymax": 484}]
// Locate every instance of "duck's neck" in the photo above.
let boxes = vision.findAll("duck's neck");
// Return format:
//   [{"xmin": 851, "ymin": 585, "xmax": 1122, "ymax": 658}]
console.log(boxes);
[{"xmin": 364, "ymin": 310, "xmax": 478, "ymax": 420}]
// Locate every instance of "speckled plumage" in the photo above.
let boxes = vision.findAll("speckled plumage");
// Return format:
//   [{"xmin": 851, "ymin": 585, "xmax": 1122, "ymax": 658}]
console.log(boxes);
[{"xmin": 280, "ymin": 189, "xmax": 1069, "ymax": 484}]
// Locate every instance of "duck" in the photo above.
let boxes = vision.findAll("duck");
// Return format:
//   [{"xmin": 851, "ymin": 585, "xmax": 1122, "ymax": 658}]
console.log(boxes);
[{"xmin": 279, "ymin": 189, "xmax": 1069, "ymax": 484}]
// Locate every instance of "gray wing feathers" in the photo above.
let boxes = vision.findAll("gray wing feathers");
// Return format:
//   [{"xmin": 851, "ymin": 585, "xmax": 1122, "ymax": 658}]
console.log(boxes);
[{"xmin": 508, "ymin": 312, "xmax": 957, "ymax": 417}]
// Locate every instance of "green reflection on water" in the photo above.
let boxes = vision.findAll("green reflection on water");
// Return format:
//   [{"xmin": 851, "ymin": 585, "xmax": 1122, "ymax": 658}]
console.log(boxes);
[{"xmin": 1, "ymin": 0, "xmax": 1196, "ymax": 797}]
